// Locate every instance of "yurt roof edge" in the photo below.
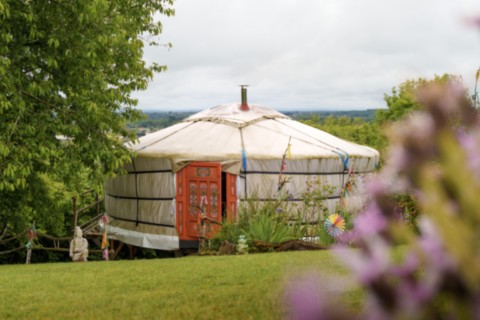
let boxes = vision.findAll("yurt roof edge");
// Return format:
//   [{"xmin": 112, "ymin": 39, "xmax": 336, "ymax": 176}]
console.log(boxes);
[{"xmin": 126, "ymin": 102, "xmax": 380, "ymax": 175}]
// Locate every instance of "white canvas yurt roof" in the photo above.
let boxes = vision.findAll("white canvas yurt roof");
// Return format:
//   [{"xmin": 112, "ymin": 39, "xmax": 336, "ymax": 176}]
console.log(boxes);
[{"xmin": 131, "ymin": 103, "xmax": 379, "ymax": 173}]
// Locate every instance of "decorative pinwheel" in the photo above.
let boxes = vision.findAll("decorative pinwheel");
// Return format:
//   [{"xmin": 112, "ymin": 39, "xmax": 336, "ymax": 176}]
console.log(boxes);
[{"xmin": 324, "ymin": 213, "xmax": 345, "ymax": 237}]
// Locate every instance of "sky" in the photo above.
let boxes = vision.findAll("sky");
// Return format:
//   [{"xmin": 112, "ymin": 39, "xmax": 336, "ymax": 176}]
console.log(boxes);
[{"xmin": 134, "ymin": 0, "xmax": 480, "ymax": 111}]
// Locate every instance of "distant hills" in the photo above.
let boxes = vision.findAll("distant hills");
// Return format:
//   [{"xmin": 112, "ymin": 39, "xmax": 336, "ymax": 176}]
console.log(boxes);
[
  {"xmin": 129, "ymin": 109, "xmax": 379, "ymax": 136},
  {"xmin": 284, "ymin": 109, "xmax": 378, "ymax": 122}
]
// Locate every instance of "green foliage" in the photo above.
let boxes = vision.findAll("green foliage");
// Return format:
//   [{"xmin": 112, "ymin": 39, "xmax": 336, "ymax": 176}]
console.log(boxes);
[
  {"xmin": 302, "ymin": 74, "xmax": 462, "ymax": 162},
  {"xmin": 302, "ymin": 116, "xmax": 385, "ymax": 153},
  {"xmin": 209, "ymin": 221, "xmax": 245, "ymax": 249},
  {"xmin": 213, "ymin": 179, "xmax": 351, "ymax": 251},
  {"xmin": 299, "ymin": 75, "xmax": 462, "ymax": 237},
  {"xmin": 375, "ymin": 74, "xmax": 458, "ymax": 125},
  {"xmin": 213, "ymin": 196, "xmax": 296, "ymax": 250},
  {"xmin": 368, "ymin": 74, "xmax": 462, "ymax": 232},
  {"xmin": 127, "ymin": 111, "xmax": 194, "ymax": 132},
  {"xmin": 244, "ymin": 214, "xmax": 295, "ymax": 246},
  {"xmin": 314, "ymin": 223, "xmax": 335, "ymax": 247},
  {"xmin": 0, "ymin": 1, "xmax": 174, "ymax": 235},
  {"xmin": 300, "ymin": 177, "xmax": 335, "ymax": 223},
  {"xmin": 393, "ymin": 193, "xmax": 420, "ymax": 234},
  {"xmin": 130, "ymin": 110, "xmax": 378, "ymax": 134},
  {"xmin": 287, "ymin": 109, "xmax": 377, "ymax": 122}
]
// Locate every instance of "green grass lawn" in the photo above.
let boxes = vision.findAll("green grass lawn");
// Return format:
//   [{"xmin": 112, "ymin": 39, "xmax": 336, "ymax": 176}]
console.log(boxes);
[{"xmin": 0, "ymin": 251, "xmax": 362, "ymax": 319}]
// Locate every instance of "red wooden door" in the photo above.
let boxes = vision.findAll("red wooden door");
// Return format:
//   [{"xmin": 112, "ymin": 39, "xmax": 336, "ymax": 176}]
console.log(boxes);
[{"xmin": 176, "ymin": 162, "xmax": 222, "ymax": 241}]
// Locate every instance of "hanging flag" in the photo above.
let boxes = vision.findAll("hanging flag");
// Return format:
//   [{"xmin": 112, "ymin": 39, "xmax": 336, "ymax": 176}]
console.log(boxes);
[
  {"xmin": 101, "ymin": 214, "xmax": 109, "ymax": 224},
  {"xmin": 101, "ymin": 232, "xmax": 108, "ymax": 250},
  {"xmin": 280, "ymin": 137, "xmax": 292, "ymax": 173},
  {"xmin": 102, "ymin": 248, "xmax": 109, "ymax": 261},
  {"xmin": 340, "ymin": 166, "xmax": 356, "ymax": 209},
  {"xmin": 242, "ymin": 148, "xmax": 247, "ymax": 171},
  {"xmin": 100, "ymin": 214, "xmax": 110, "ymax": 261},
  {"xmin": 281, "ymin": 158, "xmax": 287, "ymax": 172},
  {"xmin": 277, "ymin": 137, "xmax": 292, "ymax": 192}
]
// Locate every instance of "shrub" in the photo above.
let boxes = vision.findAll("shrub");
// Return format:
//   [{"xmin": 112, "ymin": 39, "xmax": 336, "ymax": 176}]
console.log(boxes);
[{"xmin": 244, "ymin": 214, "xmax": 295, "ymax": 246}]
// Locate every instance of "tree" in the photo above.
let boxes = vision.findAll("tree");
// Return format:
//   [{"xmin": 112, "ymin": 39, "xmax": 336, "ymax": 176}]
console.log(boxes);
[
  {"xmin": 368, "ymin": 74, "xmax": 461, "ymax": 156},
  {"xmin": 0, "ymin": 0, "xmax": 174, "ymax": 235},
  {"xmin": 375, "ymin": 74, "xmax": 458, "ymax": 125},
  {"xmin": 372, "ymin": 75, "xmax": 467, "ymax": 233},
  {"xmin": 303, "ymin": 116, "xmax": 384, "ymax": 152}
]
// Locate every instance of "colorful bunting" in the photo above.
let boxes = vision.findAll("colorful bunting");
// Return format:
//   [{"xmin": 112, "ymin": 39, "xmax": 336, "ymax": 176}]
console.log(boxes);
[
  {"xmin": 242, "ymin": 148, "xmax": 247, "ymax": 171},
  {"xmin": 278, "ymin": 137, "xmax": 292, "ymax": 192},
  {"xmin": 100, "ymin": 214, "xmax": 109, "ymax": 261},
  {"xmin": 340, "ymin": 167, "xmax": 356, "ymax": 209}
]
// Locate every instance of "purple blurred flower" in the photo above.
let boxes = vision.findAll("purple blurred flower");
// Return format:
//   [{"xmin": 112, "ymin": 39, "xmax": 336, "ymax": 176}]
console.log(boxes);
[
  {"xmin": 353, "ymin": 203, "xmax": 388, "ymax": 238},
  {"xmin": 391, "ymin": 251, "xmax": 419, "ymax": 278},
  {"xmin": 457, "ymin": 130, "xmax": 480, "ymax": 177},
  {"xmin": 391, "ymin": 252, "xmax": 435, "ymax": 313},
  {"xmin": 365, "ymin": 174, "xmax": 408, "ymax": 199},
  {"xmin": 396, "ymin": 278, "xmax": 434, "ymax": 313},
  {"xmin": 418, "ymin": 218, "xmax": 456, "ymax": 273},
  {"xmin": 335, "ymin": 237, "xmax": 391, "ymax": 286},
  {"xmin": 403, "ymin": 112, "xmax": 436, "ymax": 145},
  {"xmin": 473, "ymin": 293, "xmax": 480, "ymax": 319},
  {"xmin": 365, "ymin": 177, "xmax": 388, "ymax": 198},
  {"xmin": 285, "ymin": 81, "xmax": 480, "ymax": 319}
]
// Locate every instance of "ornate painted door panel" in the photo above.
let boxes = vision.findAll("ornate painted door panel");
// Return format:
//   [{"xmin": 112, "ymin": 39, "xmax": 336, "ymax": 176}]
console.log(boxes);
[{"xmin": 176, "ymin": 162, "xmax": 222, "ymax": 241}]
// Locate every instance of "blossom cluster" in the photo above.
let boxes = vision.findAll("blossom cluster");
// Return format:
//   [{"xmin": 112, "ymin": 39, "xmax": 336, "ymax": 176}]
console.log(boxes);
[{"xmin": 286, "ymin": 82, "xmax": 480, "ymax": 319}]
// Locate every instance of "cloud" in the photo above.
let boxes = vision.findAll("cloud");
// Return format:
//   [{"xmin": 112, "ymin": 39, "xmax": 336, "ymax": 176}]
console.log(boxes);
[{"xmin": 135, "ymin": 0, "xmax": 480, "ymax": 111}]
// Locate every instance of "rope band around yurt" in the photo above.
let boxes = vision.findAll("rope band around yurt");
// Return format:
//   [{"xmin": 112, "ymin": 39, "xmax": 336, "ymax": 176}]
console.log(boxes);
[
  {"xmin": 131, "ymin": 158, "xmax": 140, "ymax": 226},
  {"xmin": 107, "ymin": 214, "xmax": 175, "ymax": 228}
]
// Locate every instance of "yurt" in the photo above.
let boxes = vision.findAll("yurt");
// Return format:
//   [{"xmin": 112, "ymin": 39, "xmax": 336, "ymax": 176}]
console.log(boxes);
[{"xmin": 105, "ymin": 88, "xmax": 379, "ymax": 251}]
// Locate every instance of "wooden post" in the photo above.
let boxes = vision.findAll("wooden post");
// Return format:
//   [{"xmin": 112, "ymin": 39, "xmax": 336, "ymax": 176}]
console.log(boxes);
[
  {"xmin": 128, "ymin": 245, "xmax": 136, "ymax": 259},
  {"xmin": 25, "ymin": 248, "xmax": 32, "ymax": 264},
  {"xmin": 111, "ymin": 241, "xmax": 125, "ymax": 260}
]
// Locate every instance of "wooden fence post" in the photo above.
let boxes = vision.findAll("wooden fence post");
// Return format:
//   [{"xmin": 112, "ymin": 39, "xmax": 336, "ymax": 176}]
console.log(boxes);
[{"xmin": 25, "ymin": 248, "xmax": 32, "ymax": 264}]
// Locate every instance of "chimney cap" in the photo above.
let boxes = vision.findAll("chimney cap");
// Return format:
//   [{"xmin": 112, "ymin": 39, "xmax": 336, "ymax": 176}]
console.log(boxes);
[{"xmin": 239, "ymin": 85, "xmax": 250, "ymax": 111}]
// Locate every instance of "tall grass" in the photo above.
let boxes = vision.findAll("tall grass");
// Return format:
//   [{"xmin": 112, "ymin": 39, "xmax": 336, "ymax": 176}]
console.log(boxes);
[
  {"xmin": 245, "ymin": 214, "xmax": 295, "ymax": 245},
  {"xmin": 0, "ymin": 251, "xmax": 362, "ymax": 319}
]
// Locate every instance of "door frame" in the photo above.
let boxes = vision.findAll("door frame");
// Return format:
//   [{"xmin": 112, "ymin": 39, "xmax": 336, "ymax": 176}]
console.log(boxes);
[{"xmin": 175, "ymin": 162, "xmax": 237, "ymax": 249}]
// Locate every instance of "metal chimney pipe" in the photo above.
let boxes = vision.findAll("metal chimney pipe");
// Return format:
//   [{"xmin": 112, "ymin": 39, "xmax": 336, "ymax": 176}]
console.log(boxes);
[{"xmin": 239, "ymin": 85, "xmax": 250, "ymax": 111}]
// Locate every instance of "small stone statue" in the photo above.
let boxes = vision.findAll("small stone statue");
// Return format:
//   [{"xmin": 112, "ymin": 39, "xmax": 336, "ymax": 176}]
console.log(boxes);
[
  {"xmin": 69, "ymin": 226, "xmax": 88, "ymax": 262},
  {"xmin": 236, "ymin": 235, "xmax": 249, "ymax": 254}
]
